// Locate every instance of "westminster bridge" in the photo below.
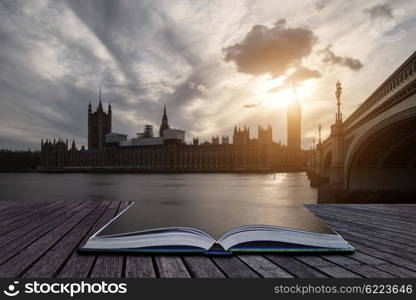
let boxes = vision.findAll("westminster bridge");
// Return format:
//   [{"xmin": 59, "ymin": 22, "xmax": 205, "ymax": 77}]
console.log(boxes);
[{"xmin": 306, "ymin": 51, "xmax": 416, "ymax": 202}]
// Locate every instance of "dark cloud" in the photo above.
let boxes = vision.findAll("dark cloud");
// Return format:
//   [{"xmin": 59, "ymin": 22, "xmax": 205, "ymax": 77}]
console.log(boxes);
[
  {"xmin": 314, "ymin": 0, "xmax": 331, "ymax": 11},
  {"xmin": 0, "ymin": 0, "xmax": 215, "ymax": 149},
  {"xmin": 66, "ymin": 0, "xmax": 215, "ymax": 131},
  {"xmin": 65, "ymin": 0, "xmax": 151, "ymax": 93},
  {"xmin": 267, "ymin": 66, "xmax": 320, "ymax": 94},
  {"xmin": 0, "ymin": 1, "xmax": 148, "ymax": 148},
  {"xmin": 319, "ymin": 45, "xmax": 363, "ymax": 71},
  {"xmin": 158, "ymin": 62, "xmax": 218, "ymax": 130},
  {"xmin": 0, "ymin": 1, "xmax": 390, "ymax": 150},
  {"xmin": 243, "ymin": 102, "xmax": 261, "ymax": 108},
  {"xmin": 364, "ymin": 3, "xmax": 393, "ymax": 19},
  {"xmin": 223, "ymin": 19, "xmax": 318, "ymax": 78},
  {"xmin": 286, "ymin": 66, "xmax": 321, "ymax": 82}
]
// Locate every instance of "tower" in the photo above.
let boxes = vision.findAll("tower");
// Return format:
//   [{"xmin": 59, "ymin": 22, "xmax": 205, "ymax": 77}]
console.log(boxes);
[
  {"xmin": 88, "ymin": 88, "xmax": 112, "ymax": 150},
  {"xmin": 258, "ymin": 124, "xmax": 272, "ymax": 145},
  {"xmin": 233, "ymin": 126, "xmax": 250, "ymax": 145},
  {"xmin": 108, "ymin": 102, "xmax": 112, "ymax": 130},
  {"xmin": 159, "ymin": 105, "xmax": 170, "ymax": 137},
  {"xmin": 287, "ymin": 82, "xmax": 302, "ymax": 168},
  {"xmin": 287, "ymin": 83, "xmax": 301, "ymax": 151}
]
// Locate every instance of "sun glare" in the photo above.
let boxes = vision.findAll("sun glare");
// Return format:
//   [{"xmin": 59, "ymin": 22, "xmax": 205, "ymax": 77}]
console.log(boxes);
[
  {"xmin": 265, "ymin": 81, "xmax": 314, "ymax": 108},
  {"xmin": 270, "ymin": 89, "xmax": 294, "ymax": 108}
]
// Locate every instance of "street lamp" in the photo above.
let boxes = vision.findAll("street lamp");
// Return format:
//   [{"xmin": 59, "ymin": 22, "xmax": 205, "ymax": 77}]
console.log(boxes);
[
  {"xmin": 318, "ymin": 123, "xmax": 322, "ymax": 144},
  {"xmin": 335, "ymin": 80, "xmax": 342, "ymax": 122}
]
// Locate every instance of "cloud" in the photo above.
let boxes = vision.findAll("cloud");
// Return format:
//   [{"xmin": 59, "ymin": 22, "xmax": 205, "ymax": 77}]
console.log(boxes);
[
  {"xmin": 243, "ymin": 102, "xmax": 261, "ymax": 108},
  {"xmin": 318, "ymin": 45, "xmax": 363, "ymax": 71},
  {"xmin": 223, "ymin": 19, "xmax": 318, "ymax": 78},
  {"xmin": 364, "ymin": 3, "xmax": 393, "ymax": 19},
  {"xmin": 268, "ymin": 86, "xmax": 285, "ymax": 94},
  {"xmin": 267, "ymin": 66, "xmax": 320, "ymax": 94},
  {"xmin": 314, "ymin": 0, "xmax": 331, "ymax": 11},
  {"xmin": 286, "ymin": 66, "xmax": 321, "ymax": 82},
  {"xmin": 0, "ymin": 0, "xmax": 413, "ymax": 150}
]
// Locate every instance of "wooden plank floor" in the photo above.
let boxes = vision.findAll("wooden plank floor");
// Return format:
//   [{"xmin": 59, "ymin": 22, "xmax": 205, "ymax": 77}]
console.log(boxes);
[{"xmin": 0, "ymin": 200, "xmax": 415, "ymax": 278}]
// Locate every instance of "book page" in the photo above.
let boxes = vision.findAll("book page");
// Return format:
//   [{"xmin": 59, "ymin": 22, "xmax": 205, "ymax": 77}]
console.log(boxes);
[{"xmin": 98, "ymin": 199, "xmax": 333, "ymax": 240}]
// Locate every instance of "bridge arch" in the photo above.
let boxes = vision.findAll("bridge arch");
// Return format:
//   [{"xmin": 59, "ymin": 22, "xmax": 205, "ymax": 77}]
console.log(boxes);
[
  {"xmin": 321, "ymin": 150, "xmax": 332, "ymax": 179},
  {"xmin": 345, "ymin": 107, "xmax": 416, "ymax": 191}
]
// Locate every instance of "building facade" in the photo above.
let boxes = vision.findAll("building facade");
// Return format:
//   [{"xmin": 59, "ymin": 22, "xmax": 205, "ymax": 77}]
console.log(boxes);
[
  {"xmin": 88, "ymin": 89, "xmax": 111, "ymax": 150},
  {"xmin": 41, "ymin": 94, "xmax": 305, "ymax": 172}
]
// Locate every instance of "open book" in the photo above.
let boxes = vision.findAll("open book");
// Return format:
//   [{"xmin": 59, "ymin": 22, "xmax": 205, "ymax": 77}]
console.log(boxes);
[{"xmin": 80, "ymin": 201, "xmax": 354, "ymax": 254}]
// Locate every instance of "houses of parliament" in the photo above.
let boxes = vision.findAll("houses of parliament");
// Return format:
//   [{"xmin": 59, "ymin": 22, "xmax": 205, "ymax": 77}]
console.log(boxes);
[{"xmin": 41, "ymin": 91, "xmax": 304, "ymax": 172}]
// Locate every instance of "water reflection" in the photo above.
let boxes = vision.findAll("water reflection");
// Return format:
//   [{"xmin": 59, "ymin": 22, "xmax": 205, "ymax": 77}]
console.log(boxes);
[{"xmin": 0, "ymin": 172, "xmax": 317, "ymax": 205}]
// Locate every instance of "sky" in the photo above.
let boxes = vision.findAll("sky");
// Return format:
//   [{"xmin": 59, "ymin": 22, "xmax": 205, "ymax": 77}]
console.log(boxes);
[{"xmin": 0, "ymin": 0, "xmax": 415, "ymax": 150}]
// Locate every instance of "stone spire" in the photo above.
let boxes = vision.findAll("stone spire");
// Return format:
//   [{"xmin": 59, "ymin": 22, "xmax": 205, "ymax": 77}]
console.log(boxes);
[
  {"xmin": 97, "ymin": 86, "xmax": 103, "ymax": 112},
  {"xmin": 159, "ymin": 104, "xmax": 170, "ymax": 137}
]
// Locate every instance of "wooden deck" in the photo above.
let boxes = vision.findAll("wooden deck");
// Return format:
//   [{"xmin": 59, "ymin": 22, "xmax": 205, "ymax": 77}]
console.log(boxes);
[{"xmin": 0, "ymin": 200, "xmax": 416, "ymax": 278}]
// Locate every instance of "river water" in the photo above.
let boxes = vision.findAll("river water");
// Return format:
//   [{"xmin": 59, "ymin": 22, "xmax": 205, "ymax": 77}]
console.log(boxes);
[{"xmin": 0, "ymin": 172, "xmax": 317, "ymax": 204}]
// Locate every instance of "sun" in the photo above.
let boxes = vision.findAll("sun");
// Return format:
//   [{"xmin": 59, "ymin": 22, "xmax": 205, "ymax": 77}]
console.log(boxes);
[
  {"xmin": 265, "ymin": 81, "xmax": 314, "ymax": 108},
  {"xmin": 252, "ymin": 74, "xmax": 316, "ymax": 110},
  {"xmin": 263, "ymin": 87, "xmax": 299, "ymax": 108},
  {"xmin": 267, "ymin": 89, "xmax": 294, "ymax": 108}
]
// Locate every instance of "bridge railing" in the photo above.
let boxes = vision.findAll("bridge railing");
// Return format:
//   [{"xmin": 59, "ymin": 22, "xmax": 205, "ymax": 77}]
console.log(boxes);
[{"xmin": 343, "ymin": 51, "xmax": 416, "ymax": 129}]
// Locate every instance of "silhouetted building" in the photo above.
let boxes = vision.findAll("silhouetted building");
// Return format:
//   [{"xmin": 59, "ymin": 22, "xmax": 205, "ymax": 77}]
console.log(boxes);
[
  {"xmin": 88, "ymin": 89, "xmax": 111, "ymax": 150},
  {"xmin": 287, "ymin": 84, "xmax": 302, "ymax": 169},
  {"xmin": 0, "ymin": 149, "xmax": 41, "ymax": 171},
  {"xmin": 258, "ymin": 125, "xmax": 272, "ymax": 145},
  {"xmin": 159, "ymin": 105, "xmax": 170, "ymax": 137},
  {"xmin": 287, "ymin": 97, "xmax": 301, "ymax": 150},
  {"xmin": 221, "ymin": 136, "xmax": 229, "ymax": 145},
  {"xmin": 212, "ymin": 136, "xmax": 220, "ymax": 145},
  {"xmin": 143, "ymin": 125, "xmax": 154, "ymax": 138},
  {"xmin": 233, "ymin": 126, "xmax": 250, "ymax": 145},
  {"xmin": 42, "ymin": 95, "xmax": 305, "ymax": 172}
]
